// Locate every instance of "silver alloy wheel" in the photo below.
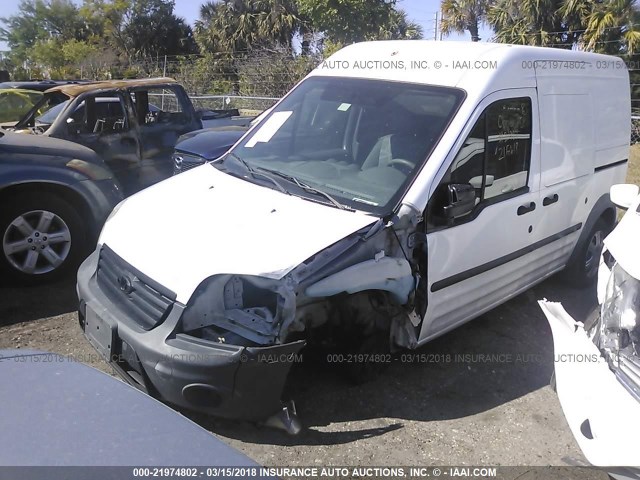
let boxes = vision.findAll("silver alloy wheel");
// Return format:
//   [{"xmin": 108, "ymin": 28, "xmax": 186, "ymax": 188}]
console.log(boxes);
[
  {"xmin": 2, "ymin": 210, "xmax": 72, "ymax": 275},
  {"xmin": 584, "ymin": 229, "xmax": 604, "ymax": 274}
]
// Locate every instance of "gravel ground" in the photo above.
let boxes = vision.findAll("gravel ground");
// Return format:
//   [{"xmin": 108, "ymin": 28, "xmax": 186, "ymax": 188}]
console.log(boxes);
[{"xmin": 0, "ymin": 274, "xmax": 609, "ymax": 477}]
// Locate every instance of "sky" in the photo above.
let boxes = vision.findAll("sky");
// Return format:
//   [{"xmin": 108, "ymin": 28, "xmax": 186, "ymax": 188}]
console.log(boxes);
[{"xmin": 0, "ymin": 0, "xmax": 495, "ymax": 51}]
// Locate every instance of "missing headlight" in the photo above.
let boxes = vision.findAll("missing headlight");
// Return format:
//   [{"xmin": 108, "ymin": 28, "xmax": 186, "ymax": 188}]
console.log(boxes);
[{"xmin": 180, "ymin": 274, "xmax": 295, "ymax": 347}]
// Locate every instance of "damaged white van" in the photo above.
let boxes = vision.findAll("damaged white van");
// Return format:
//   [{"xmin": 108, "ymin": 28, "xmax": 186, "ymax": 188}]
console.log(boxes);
[{"xmin": 77, "ymin": 41, "xmax": 630, "ymax": 431}]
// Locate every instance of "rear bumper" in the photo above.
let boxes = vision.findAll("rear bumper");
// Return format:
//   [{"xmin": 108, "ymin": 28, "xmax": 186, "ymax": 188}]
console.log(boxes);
[
  {"xmin": 77, "ymin": 249, "xmax": 304, "ymax": 420},
  {"xmin": 539, "ymin": 301, "xmax": 640, "ymax": 468}
]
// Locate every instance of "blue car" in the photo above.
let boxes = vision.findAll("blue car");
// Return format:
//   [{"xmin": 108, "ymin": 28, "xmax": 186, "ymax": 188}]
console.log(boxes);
[{"xmin": 172, "ymin": 109, "xmax": 270, "ymax": 174}]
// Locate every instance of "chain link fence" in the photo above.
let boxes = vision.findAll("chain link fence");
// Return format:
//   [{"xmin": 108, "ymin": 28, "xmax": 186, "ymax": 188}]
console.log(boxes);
[
  {"xmin": 632, "ymin": 115, "xmax": 640, "ymax": 145},
  {"xmin": 189, "ymin": 95, "xmax": 279, "ymax": 115}
]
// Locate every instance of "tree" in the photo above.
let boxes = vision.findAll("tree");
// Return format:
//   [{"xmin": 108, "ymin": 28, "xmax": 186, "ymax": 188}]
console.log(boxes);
[
  {"xmin": 0, "ymin": 0, "xmax": 87, "ymax": 64},
  {"xmin": 194, "ymin": 0, "xmax": 304, "ymax": 54},
  {"xmin": 194, "ymin": 0, "xmax": 308, "ymax": 93},
  {"xmin": 440, "ymin": 0, "xmax": 491, "ymax": 41},
  {"xmin": 105, "ymin": 0, "xmax": 198, "ymax": 60},
  {"xmin": 488, "ymin": 0, "xmax": 640, "ymax": 53},
  {"xmin": 297, "ymin": 0, "xmax": 413, "ymax": 44},
  {"xmin": 560, "ymin": 0, "xmax": 640, "ymax": 54},
  {"xmin": 378, "ymin": 9, "xmax": 424, "ymax": 40},
  {"xmin": 487, "ymin": 0, "xmax": 569, "ymax": 46}
]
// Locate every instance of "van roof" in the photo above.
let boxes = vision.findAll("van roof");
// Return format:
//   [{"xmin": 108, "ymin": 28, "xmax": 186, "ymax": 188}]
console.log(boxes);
[{"xmin": 311, "ymin": 40, "xmax": 628, "ymax": 94}]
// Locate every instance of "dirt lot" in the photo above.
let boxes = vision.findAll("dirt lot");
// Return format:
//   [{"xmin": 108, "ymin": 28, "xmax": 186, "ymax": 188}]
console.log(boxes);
[
  {"xmin": 3, "ymin": 148, "xmax": 639, "ymax": 474},
  {"xmin": 0, "ymin": 270, "xmax": 606, "ymax": 474}
]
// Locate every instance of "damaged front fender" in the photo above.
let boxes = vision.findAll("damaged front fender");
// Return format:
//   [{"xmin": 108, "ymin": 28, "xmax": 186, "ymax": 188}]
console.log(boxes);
[{"xmin": 305, "ymin": 253, "xmax": 415, "ymax": 305}]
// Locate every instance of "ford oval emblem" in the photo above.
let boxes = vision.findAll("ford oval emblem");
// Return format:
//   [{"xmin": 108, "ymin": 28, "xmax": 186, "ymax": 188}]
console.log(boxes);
[{"xmin": 118, "ymin": 275, "xmax": 134, "ymax": 294}]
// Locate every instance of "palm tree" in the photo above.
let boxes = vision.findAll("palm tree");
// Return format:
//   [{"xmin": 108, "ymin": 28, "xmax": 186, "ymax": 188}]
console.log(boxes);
[
  {"xmin": 487, "ymin": 0, "xmax": 567, "ymax": 47},
  {"xmin": 440, "ymin": 0, "xmax": 491, "ymax": 41},
  {"xmin": 560, "ymin": 0, "xmax": 640, "ymax": 54},
  {"xmin": 377, "ymin": 9, "xmax": 424, "ymax": 40},
  {"xmin": 194, "ymin": 0, "xmax": 303, "ymax": 54},
  {"xmin": 194, "ymin": 0, "xmax": 305, "ymax": 94}
]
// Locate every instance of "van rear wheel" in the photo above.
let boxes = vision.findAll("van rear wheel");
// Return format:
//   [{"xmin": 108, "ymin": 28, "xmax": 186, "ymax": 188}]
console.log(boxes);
[{"xmin": 564, "ymin": 219, "xmax": 609, "ymax": 287}]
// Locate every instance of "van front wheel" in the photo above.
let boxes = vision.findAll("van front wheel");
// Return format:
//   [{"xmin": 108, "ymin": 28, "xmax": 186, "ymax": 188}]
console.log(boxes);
[{"xmin": 564, "ymin": 219, "xmax": 608, "ymax": 287}]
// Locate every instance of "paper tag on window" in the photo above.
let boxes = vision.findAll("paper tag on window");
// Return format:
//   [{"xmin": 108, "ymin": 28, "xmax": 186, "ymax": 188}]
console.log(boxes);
[
  {"xmin": 245, "ymin": 111, "xmax": 292, "ymax": 148},
  {"xmin": 337, "ymin": 103, "xmax": 351, "ymax": 111}
]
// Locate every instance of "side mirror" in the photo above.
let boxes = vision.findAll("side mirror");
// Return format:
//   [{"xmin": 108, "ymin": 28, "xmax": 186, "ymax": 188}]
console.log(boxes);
[
  {"xmin": 610, "ymin": 184, "xmax": 639, "ymax": 210},
  {"xmin": 443, "ymin": 183, "xmax": 477, "ymax": 221},
  {"xmin": 469, "ymin": 175, "xmax": 494, "ymax": 189}
]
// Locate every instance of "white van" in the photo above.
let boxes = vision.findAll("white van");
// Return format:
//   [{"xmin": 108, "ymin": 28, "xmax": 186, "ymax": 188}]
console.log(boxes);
[{"xmin": 77, "ymin": 41, "xmax": 630, "ymax": 430}]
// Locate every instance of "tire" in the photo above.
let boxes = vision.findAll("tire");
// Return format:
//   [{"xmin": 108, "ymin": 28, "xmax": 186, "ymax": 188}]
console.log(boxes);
[
  {"xmin": 564, "ymin": 219, "xmax": 609, "ymax": 287},
  {"xmin": 0, "ymin": 192, "xmax": 88, "ymax": 285}
]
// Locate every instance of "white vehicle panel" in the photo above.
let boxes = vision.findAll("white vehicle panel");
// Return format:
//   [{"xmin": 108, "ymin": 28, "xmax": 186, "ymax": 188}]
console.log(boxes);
[
  {"xmin": 604, "ymin": 196, "xmax": 640, "ymax": 280},
  {"xmin": 540, "ymin": 301, "xmax": 640, "ymax": 467},
  {"xmin": 99, "ymin": 165, "xmax": 376, "ymax": 303}
]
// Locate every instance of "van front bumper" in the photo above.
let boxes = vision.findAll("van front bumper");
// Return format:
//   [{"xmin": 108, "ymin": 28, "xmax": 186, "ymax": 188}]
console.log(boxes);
[{"xmin": 77, "ymin": 249, "xmax": 304, "ymax": 421}]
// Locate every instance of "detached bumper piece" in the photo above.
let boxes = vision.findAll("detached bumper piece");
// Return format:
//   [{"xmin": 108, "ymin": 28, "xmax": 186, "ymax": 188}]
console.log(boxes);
[
  {"xmin": 539, "ymin": 301, "xmax": 640, "ymax": 468},
  {"xmin": 78, "ymin": 248, "xmax": 305, "ymax": 425}
]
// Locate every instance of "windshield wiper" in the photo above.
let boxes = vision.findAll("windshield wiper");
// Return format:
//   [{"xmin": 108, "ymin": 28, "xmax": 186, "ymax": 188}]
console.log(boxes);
[
  {"xmin": 256, "ymin": 167, "xmax": 353, "ymax": 211},
  {"xmin": 218, "ymin": 152, "xmax": 288, "ymax": 195}
]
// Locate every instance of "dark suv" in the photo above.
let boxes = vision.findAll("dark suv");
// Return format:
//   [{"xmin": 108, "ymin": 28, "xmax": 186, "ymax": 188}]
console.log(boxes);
[
  {"xmin": 0, "ymin": 129, "xmax": 123, "ymax": 284},
  {"xmin": 1, "ymin": 78, "xmax": 203, "ymax": 284}
]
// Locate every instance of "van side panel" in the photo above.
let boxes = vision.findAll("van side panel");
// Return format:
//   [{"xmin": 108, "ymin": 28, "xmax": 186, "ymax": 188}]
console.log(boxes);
[
  {"xmin": 538, "ymin": 89, "xmax": 595, "ymax": 187},
  {"xmin": 534, "ymin": 66, "xmax": 629, "ymax": 273},
  {"xmin": 593, "ymin": 73, "xmax": 631, "ymax": 167}
]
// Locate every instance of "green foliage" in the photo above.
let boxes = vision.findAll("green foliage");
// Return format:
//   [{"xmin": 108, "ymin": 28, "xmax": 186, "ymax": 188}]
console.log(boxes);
[
  {"xmin": 0, "ymin": 0, "xmax": 198, "ymax": 79},
  {"xmin": 440, "ymin": 0, "xmax": 491, "ymax": 41},
  {"xmin": 487, "ymin": 0, "xmax": 640, "ymax": 53},
  {"xmin": 0, "ymin": 0, "xmax": 424, "ymax": 92},
  {"xmin": 298, "ymin": 0, "xmax": 402, "ymax": 44},
  {"xmin": 194, "ymin": 0, "xmax": 304, "ymax": 54}
]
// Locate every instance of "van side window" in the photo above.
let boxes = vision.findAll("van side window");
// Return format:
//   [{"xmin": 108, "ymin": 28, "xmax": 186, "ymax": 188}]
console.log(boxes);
[
  {"xmin": 428, "ymin": 97, "xmax": 532, "ymax": 228},
  {"xmin": 484, "ymin": 98, "xmax": 531, "ymax": 199}
]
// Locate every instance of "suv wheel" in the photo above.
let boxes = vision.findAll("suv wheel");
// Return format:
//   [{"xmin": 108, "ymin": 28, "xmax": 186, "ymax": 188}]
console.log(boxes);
[{"xmin": 0, "ymin": 193, "xmax": 87, "ymax": 284}]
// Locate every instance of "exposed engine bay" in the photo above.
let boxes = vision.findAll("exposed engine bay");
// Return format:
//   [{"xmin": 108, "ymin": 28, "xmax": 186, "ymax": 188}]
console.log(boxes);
[{"xmin": 178, "ymin": 213, "xmax": 426, "ymax": 355}]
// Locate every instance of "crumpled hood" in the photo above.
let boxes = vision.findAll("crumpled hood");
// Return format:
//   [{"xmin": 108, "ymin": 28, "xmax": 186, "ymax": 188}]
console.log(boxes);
[
  {"xmin": 604, "ymin": 194, "xmax": 640, "ymax": 280},
  {"xmin": 100, "ymin": 164, "xmax": 377, "ymax": 303}
]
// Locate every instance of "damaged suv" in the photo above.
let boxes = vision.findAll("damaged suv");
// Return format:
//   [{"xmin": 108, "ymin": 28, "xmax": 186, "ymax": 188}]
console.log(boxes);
[
  {"xmin": 77, "ymin": 41, "xmax": 630, "ymax": 431},
  {"xmin": 540, "ymin": 184, "xmax": 640, "ymax": 476}
]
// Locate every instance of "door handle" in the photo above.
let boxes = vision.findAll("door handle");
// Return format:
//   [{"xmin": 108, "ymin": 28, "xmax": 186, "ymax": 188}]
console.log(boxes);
[
  {"xmin": 543, "ymin": 194, "xmax": 559, "ymax": 206},
  {"xmin": 517, "ymin": 202, "xmax": 536, "ymax": 215}
]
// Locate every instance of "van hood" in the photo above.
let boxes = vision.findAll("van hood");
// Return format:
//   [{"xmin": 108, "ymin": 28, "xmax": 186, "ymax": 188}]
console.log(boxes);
[{"xmin": 99, "ymin": 164, "xmax": 377, "ymax": 303}]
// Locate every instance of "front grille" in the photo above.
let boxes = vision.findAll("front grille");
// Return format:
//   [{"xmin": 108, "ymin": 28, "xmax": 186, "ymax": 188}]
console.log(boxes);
[
  {"xmin": 173, "ymin": 153, "xmax": 206, "ymax": 175},
  {"xmin": 96, "ymin": 245, "xmax": 176, "ymax": 330}
]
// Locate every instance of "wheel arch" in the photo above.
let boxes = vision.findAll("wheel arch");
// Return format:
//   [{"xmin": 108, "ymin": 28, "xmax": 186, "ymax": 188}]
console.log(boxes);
[
  {"xmin": 0, "ymin": 181, "xmax": 96, "ymax": 236},
  {"xmin": 566, "ymin": 193, "xmax": 616, "ymax": 268}
]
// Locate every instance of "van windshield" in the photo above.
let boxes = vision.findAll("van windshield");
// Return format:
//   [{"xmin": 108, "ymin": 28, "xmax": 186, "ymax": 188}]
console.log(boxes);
[{"xmin": 225, "ymin": 76, "xmax": 464, "ymax": 215}]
